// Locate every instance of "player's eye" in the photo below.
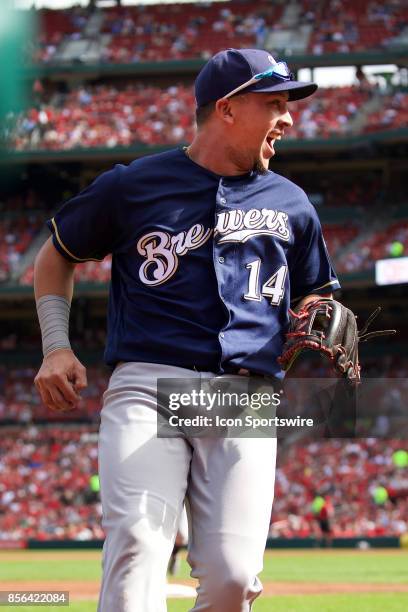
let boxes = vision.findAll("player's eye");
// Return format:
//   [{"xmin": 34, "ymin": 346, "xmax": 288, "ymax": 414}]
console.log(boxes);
[{"xmin": 274, "ymin": 101, "xmax": 288, "ymax": 114}]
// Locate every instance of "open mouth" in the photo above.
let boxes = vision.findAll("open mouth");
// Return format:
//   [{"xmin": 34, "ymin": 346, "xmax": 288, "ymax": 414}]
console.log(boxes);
[{"xmin": 265, "ymin": 135, "xmax": 276, "ymax": 153}]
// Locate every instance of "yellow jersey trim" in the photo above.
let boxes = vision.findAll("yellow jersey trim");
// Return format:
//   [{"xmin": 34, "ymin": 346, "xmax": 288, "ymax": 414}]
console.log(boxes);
[{"xmin": 51, "ymin": 218, "xmax": 104, "ymax": 263}]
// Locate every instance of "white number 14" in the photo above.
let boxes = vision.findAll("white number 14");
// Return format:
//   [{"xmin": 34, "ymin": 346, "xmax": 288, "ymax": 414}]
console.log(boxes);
[{"xmin": 244, "ymin": 260, "xmax": 287, "ymax": 305}]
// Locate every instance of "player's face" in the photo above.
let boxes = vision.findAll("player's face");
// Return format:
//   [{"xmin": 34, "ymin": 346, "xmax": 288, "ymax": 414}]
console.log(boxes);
[{"xmin": 228, "ymin": 92, "xmax": 293, "ymax": 173}]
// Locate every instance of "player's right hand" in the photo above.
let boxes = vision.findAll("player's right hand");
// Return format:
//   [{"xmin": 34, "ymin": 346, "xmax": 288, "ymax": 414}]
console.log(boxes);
[{"xmin": 34, "ymin": 348, "xmax": 88, "ymax": 412}]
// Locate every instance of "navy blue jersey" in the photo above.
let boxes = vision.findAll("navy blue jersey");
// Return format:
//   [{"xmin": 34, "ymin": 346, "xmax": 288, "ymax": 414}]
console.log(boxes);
[{"xmin": 47, "ymin": 148, "xmax": 340, "ymax": 378}]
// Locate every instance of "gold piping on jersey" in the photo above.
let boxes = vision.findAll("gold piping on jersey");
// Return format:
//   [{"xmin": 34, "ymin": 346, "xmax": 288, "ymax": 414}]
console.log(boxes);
[{"xmin": 50, "ymin": 218, "xmax": 104, "ymax": 263}]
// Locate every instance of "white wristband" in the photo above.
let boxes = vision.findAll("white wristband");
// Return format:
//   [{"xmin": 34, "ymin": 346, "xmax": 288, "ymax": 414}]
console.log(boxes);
[{"xmin": 36, "ymin": 295, "xmax": 71, "ymax": 357}]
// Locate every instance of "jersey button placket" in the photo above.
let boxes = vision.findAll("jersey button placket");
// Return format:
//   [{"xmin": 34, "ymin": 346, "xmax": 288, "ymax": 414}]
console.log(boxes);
[{"xmin": 215, "ymin": 181, "xmax": 230, "ymax": 368}]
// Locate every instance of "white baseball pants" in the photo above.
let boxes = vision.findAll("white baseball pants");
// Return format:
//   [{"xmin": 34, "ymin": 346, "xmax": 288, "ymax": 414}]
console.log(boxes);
[{"xmin": 97, "ymin": 362, "xmax": 276, "ymax": 612}]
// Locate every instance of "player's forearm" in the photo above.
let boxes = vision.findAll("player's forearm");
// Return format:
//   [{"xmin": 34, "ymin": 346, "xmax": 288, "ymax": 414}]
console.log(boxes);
[
  {"xmin": 34, "ymin": 238, "xmax": 77, "ymax": 357},
  {"xmin": 33, "ymin": 239, "xmax": 87, "ymax": 411},
  {"xmin": 294, "ymin": 293, "xmax": 333, "ymax": 313},
  {"xmin": 34, "ymin": 237, "xmax": 76, "ymax": 301}
]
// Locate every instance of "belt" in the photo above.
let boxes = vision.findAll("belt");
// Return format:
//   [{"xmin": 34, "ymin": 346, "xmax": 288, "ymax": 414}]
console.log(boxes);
[{"xmin": 116, "ymin": 361, "xmax": 251, "ymax": 378}]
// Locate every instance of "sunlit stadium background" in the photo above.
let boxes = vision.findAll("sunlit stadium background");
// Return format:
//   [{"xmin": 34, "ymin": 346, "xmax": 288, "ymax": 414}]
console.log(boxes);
[{"xmin": 1, "ymin": 0, "xmax": 408, "ymax": 578}]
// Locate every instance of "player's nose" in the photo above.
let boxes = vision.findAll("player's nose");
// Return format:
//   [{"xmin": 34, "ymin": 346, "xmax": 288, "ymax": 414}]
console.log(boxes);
[{"xmin": 281, "ymin": 110, "xmax": 293, "ymax": 128}]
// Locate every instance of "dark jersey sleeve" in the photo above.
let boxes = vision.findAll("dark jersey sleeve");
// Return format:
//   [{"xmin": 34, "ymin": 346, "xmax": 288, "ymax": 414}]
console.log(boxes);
[
  {"xmin": 290, "ymin": 203, "xmax": 340, "ymax": 304},
  {"xmin": 46, "ymin": 165, "xmax": 122, "ymax": 262}
]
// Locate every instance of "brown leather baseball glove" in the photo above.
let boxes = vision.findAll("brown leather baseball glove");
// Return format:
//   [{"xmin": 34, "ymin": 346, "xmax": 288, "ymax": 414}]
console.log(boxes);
[{"xmin": 278, "ymin": 298, "xmax": 395, "ymax": 383}]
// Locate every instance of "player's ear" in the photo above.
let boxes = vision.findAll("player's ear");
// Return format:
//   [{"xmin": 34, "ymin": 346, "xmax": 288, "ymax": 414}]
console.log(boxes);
[{"xmin": 215, "ymin": 98, "xmax": 235, "ymax": 125}]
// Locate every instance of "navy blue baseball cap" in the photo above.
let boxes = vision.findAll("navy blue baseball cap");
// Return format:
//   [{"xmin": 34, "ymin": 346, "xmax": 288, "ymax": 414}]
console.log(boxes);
[{"xmin": 195, "ymin": 48, "xmax": 317, "ymax": 107}]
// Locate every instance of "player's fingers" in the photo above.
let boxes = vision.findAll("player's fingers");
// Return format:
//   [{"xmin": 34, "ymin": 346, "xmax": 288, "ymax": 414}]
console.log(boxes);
[
  {"xmin": 50, "ymin": 373, "xmax": 81, "ymax": 404},
  {"xmin": 48, "ymin": 384, "xmax": 77, "ymax": 412},
  {"xmin": 36, "ymin": 379, "xmax": 59, "ymax": 411},
  {"xmin": 72, "ymin": 363, "xmax": 88, "ymax": 392},
  {"xmin": 237, "ymin": 368, "xmax": 250, "ymax": 376}
]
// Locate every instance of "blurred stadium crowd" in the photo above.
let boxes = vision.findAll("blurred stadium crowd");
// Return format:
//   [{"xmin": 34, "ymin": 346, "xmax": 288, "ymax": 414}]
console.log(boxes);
[
  {"xmin": 6, "ymin": 83, "xmax": 408, "ymax": 151},
  {"xmin": 27, "ymin": 0, "xmax": 408, "ymax": 64},
  {"xmin": 0, "ymin": 426, "xmax": 103, "ymax": 541},
  {"xmin": 272, "ymin": 439, "xmax": 408, "ymax": 539},
  {"xmin": 4, "ymin": 0, "xmax": 407, "ymax": 151}
]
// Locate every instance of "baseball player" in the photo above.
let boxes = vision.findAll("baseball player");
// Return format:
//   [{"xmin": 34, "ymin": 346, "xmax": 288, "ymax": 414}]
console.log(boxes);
[
  {"xmin": 33, "ymin": 49, "xmax": 340, "ymax": 611},
  {"xmin": 314, "ymin": 495, "xmax": 334, "ymax": 547}
]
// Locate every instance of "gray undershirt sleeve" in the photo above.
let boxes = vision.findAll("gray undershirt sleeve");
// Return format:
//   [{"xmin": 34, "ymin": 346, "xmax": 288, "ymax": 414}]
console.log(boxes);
[{"xmin": 36, "ymin": 295, "xmax": 72, "ymax": 357}]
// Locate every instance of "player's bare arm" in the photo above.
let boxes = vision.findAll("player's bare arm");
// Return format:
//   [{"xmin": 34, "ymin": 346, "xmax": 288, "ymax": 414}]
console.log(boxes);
[
  {"xmin": 294, "ymin": 293, "xmax": 333, "ymax": 312},
  {"xmin": 34, "ymin": 237, "xmax": 87, "ymax": 412}
]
